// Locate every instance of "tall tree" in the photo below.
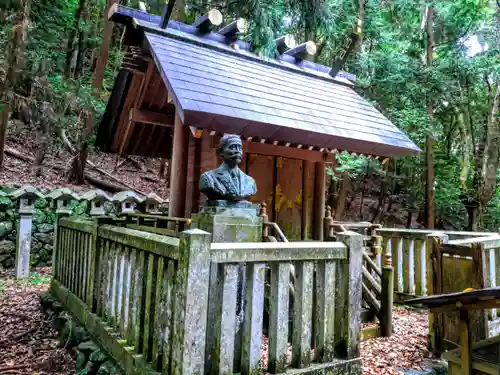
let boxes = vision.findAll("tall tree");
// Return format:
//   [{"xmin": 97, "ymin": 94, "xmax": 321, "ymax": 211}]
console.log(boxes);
[
  {"xmin": 92, "ymin": 0, "xmax": 117, "ymax": 94},
  {"xmin": 64, "ymin": 0, "xmax": 86, "ymax": 78},
  {"xmin": 0, "ymin": 0, "xmax": 30, "ymax": 169},
  {"xmin": 424, "ymin": 5, "xmax": 436, "ymax": 228}
]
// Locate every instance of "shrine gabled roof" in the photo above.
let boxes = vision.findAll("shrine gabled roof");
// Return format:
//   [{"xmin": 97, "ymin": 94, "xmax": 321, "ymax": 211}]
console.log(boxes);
[{"xmin": 105, "ymin": 6, "xmax": 421, "ymax": 158}]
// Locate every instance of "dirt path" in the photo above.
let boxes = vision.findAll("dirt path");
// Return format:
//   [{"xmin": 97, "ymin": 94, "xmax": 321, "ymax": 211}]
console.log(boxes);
[{"xmin": 0, "ymin": 268, "xmax": 74, "ymax": 375}]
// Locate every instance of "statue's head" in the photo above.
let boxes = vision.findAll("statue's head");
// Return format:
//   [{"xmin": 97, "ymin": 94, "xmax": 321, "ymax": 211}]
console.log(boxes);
[{"xmin": 219, "ymin": 134, "xmax": 243, "ymax": 168}]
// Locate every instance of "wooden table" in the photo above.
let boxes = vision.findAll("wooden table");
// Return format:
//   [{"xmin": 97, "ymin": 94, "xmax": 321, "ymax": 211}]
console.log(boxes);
[{"xmin": 407, "ymin": 288, "xmax": 500, "ymax": 375}]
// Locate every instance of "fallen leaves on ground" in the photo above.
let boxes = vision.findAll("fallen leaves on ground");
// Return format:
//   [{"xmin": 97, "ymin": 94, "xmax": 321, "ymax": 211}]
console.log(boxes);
[
  {"xmin": 361, "ymin": 308, "xmax": 429, "ymax": 375},
  {"xmin": 1, "ymin": 139, "xmax": 169, "ymax": 199},
  {"xmin": 0, "ymin": 268, "xmax": 75, "ymax": 375}
]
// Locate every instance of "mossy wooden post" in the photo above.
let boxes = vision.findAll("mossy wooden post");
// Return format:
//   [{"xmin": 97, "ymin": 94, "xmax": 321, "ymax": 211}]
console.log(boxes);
[
  {"xmin": 171, "ymin": 228, "xmax": 211, "ymax": 375},
  {"xmin": 191, "ymin": 201, "xmax": 262, "ymax": 373},
  {"xmin": 426, "ymin": 232, "xmax": 448, "ymax": 357},
  {"xmin": 335, "ymin": 231, "xmax": 363, "ymax": 359},
  {"xmin": 10, "ymin": 186, "xmax": 44, "ymax": 279},
  {"xmin": 380, "ymin": 251, "xmax": 394, "ymax": 337}
]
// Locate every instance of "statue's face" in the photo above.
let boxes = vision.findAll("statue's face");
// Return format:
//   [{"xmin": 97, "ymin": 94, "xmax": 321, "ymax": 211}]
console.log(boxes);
[{"xmin": 221, "ymin": 138, "xmax": 243, "ymax": 167}]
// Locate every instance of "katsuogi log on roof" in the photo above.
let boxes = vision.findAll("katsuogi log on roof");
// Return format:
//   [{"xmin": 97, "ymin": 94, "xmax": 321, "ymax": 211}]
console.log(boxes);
[{"xmin": 96, "ymin": 4, "xmax": 420, "ymax": 159}]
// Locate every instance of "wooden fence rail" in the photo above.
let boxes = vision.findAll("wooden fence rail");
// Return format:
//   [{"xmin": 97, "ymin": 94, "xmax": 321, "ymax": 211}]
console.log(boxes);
[
  {"xmin": 52, "ymin": 217, "xmax": 364, "ymax": 375},
  {"xmin": 376, "ymin": 229, "xmax": 498, "ymax": 301},
  {"xmin": 428, "ymin": 234, "xmax": 500, "ymax": 356}
]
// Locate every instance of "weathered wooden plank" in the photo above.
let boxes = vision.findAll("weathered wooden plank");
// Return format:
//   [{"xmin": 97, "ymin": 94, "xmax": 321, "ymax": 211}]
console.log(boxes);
[
  {"xmin": 292, "ymin": 261, "xmax": 313, "ymax": 368},
  {"xmin": 116, "ymin": 245, "xmax": 126, "ymax": 335},
  {"xmin": 133, "ymin": 250, "xmax": 146, "ymax": 352},
  {"xmin": 143, "ymin": 253, "xmax": 156, "ymax": 361},
  {"xmin": 126, "ymin": 248, "xmax": 138, "ymax": 346},
  {"xmin": 496, "ymin": 249, "xmax": 500, "ymax": 318},
  {"xmin": 414, "ymin": 239, "xmax": 427, "ymax": 296},
  {"xmin": 80, "ymin": 233, "xmax": 87, "ymax": 300},
  {"xmin": 98, "ymin": 225, "xmax": 180, "ymax": 259},
  {"xmin": 162, "ymin": 260, "xmax": 176, "ymax": 375},
  {"xmin": 104, "ymin": 240, "xmax": 113, "ymax": 322},
  {"xmin": 110, "ymin": 242, "xmax": 119, "ymax": 327},
  {"xmin": 70, "ymin": 230, "xmax": 77, "ymax": 294},
  {"xmin": 58, "ymin": 217, "xmax": 94, "ymax": 233},
  {"xmin": 335, "ymin": 232, "xmax": 363, "ymax": 359},
  {"xmin": 391, "ymin": 237, "xmax": 403, "ymax": 293},
  {"xmin": 204, "ymin": 263, "xmax": 221, "ymax": 375},
  {"xmin": 486, "ymin": 249, "xmax": 497, "ymax": 319},
  {"xmin": 210, "ymin": 242, "xmax": 348, "ymax": 263},
  {"xmin": 60, "ymin": 228, "xmax": 67, "ymax": 286},
  {"xmin": 406, "ymin": 238, "xmax": 416, "ymax": 295},
  {"xmin": 83, "ymin": 233, "xmax": 90, "ymax": 305},
  {"xmin": 212, "ymin": 264, "xmax": 239, "ymax": 375},
  {"xmin": 152, "ymin": 256, "xmax": 165, "ymax": 370},
  {"xmin": 268, "ymin": 262, "xmax": 290, "ymax": 374},
  {"xmin": 88, "ymin": 223, "xmax": 98, "ymax": 310},
  {"xmin": 241, "ymin": 263, "xmax": 265, "ymax": 375},
  {"xmin": 121, "ymin": 247, "xmax": 131, "ymax": 339},
  {"xmin": 171, "ymin": 229, "xmax": 211, "ymax": 375},
  {"xmin": 315, "ymin": 260, "xmax": 336, "ymax": 362},
  {"xmin": 96, "ymin": 239, "xmax": 106, "ymax": 318}
]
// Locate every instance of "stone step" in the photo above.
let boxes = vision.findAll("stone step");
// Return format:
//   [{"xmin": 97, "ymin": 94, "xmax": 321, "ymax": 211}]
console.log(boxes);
[
  {"xmin": 361, "ymin": 307, "xmax": 376, "ymax": 323},
  {"xmin": 400, "ymin": 359, "xmax": 448, "ymax": 375}
]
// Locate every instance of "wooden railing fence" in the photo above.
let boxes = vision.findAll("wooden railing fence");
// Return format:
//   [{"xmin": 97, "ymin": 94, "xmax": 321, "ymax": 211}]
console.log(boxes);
[
  {"xmin": 52, "ymin": 217, "xmax": 364, "ymax": 375},
  {"xmin": 122, "ymin": 212, "xmax": 191, "ymax": 237},
  {"xmin": 376, "ymin": 228, "xmax": 498, "ymax": 301},
  {"xmin": 428, "ymin": 234, "xmax": 500, "ymax": 356}
]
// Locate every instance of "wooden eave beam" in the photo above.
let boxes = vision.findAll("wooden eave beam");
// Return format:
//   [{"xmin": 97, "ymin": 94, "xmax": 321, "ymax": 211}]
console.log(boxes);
[{"xmin": 132, "ymin": 108, "xmax": 175, "ymax": 127}]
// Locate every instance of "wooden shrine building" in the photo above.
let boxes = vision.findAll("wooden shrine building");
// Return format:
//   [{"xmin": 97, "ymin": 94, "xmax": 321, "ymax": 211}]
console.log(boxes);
[{"xmin": 96, "ymin": 5, "xmax": 420, "ymax": 240}]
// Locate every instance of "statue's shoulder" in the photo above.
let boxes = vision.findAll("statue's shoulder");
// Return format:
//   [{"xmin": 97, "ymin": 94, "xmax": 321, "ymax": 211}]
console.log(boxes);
[{"xmin": 200, "ymin": 170, "xmax": 216, "ymax": 189}]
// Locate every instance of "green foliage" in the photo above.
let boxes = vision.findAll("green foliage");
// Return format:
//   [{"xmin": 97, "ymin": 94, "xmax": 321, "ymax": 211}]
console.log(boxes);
[
  {"xmin": 29, "ymin": 272, "xmax": 51, "ymax": 285},
  {"xmin": 1, "ymin": 0, "xmax": 498, "ymax": 231}
]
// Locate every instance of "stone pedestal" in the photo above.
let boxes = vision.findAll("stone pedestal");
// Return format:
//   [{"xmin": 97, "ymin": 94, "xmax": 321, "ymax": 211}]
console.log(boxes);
[
  {"xmin": 191, "ymin": 200, "xmax": 262, "ymax": 242},
  {"xmin": 191, "ymin": 200, "xmax": 262, "ymax": 372}
]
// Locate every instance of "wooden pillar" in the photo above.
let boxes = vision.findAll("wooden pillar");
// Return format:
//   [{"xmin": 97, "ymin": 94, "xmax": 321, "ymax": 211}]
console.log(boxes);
[
  {"xmin": 168, "ymin": 112, "xmax": 189, "ymax": 218},
  {"xmin": 302, "ymin": 161, "xmax": 312, "ymax": 240},
  {"xmin": 314, "ymin": 162, "xmax": 326, "ymax": 240}
]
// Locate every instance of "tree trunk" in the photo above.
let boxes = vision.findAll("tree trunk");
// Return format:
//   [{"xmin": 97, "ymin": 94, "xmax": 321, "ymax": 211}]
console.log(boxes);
[
  {"xmin": 68, "ymin": 111, "xmax": 93, "ymax": 184},
  {"xmin": 74, "ymin": 25, "xmax": 86, "ymax": 78},
  {"xmin": 64, "ymin": 0, "xmax": 86, "ymax": 79},
  {"xmin": 424, "ymin": 6, "xmax": 436, "ymax": 229},
  {"xmin": 372, "ymin": 159, "xmax": 391, "ymax": 223},
  {"xmin": 334, "ymin": 171, "xmax": 349, "ymax": 220},
  {"xmin": 359, "ymin": 180, "xmax": 365, "ymax": 221},
  {"xmin": 0, "ymin": 0, "xmax": 30, "ymax": 169},
  {"xmin": 0, "ymin": 104, "xmax": 9, "ymax": 169},
  {"xmin": 92, "ymin": 0, "xmax": 117, "ymax": 94},
  {"xmin": 34, "ymin": 105, "xmax": 51, "ymax": 177},
  {"xmin": 478, "ymin": 84, "xmax": 500, "ymax": 207}
]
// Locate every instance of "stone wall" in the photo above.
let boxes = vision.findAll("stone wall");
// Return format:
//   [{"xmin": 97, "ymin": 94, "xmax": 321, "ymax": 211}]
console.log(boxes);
[{"xmin": 0, "ymin": 186, "xmax": 89, "ymax": 269}]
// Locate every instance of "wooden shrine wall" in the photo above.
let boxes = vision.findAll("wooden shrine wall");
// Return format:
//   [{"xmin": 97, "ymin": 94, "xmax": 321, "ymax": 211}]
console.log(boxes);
[{"xmin": 246, "ymin": 154, "xmax": 315, "ymax": 240}]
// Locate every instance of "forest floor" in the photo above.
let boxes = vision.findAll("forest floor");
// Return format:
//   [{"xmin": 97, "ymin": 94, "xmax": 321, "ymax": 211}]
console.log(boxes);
[
  {"xmin": 0, "ymin": 268, "xmax": 74, "ymax": 375},
  {"xmin": 1, "ymin": 134, "xmax": 169, "ymax": 198},
  {"xmin": 0, "ymin": 268, "xmax": 432, "ymax": 375}
]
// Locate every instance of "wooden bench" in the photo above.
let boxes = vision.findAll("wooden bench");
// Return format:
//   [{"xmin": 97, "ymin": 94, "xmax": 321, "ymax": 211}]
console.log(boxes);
[{"xmin": 407, "ymin": 288, "xmax": 500, "ymax": 375}]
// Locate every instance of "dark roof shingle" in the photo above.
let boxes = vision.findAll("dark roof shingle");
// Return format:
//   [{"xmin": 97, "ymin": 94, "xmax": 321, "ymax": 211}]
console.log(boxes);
[{"xmin": 107, "ymin": 7, "xmax": 421, "ymax": 157}]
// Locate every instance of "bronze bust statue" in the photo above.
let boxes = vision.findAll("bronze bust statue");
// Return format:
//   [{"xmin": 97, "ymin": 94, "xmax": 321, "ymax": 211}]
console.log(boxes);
[{"xmin": 200, "ymin": 134, "xmax": 257, "ymax": 201}]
